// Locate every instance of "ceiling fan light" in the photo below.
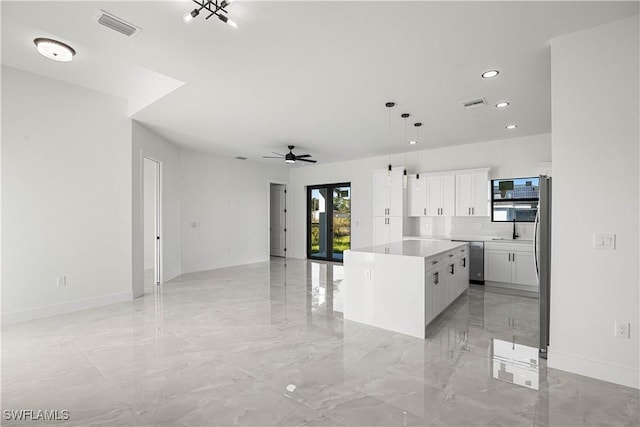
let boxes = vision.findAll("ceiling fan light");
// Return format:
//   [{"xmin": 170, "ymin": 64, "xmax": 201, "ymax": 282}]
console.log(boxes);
[{"xmin": 285, "ymin": 159, "xmax": 295, "ymax": 164}]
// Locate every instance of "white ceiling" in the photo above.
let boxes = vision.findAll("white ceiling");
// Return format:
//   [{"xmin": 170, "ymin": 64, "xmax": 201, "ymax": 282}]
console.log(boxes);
[{"xmin": 2, "ymin": 1, "xmax": 638, "ymax": 165}]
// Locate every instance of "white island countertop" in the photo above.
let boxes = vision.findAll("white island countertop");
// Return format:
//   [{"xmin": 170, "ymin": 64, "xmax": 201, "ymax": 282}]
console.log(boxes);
[{"xmin": 349, "ymin": 239, "xmax": 467, "ymax": 258}]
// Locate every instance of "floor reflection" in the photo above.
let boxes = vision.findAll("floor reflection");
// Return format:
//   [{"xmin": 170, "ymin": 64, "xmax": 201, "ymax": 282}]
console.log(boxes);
[{"xmin": 492, "ymin": 338, "xmax": 540, "ymax": 390}]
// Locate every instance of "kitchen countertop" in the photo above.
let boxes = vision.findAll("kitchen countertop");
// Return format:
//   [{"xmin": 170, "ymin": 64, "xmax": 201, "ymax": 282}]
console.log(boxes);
[
  {"xmin": 349, "ymin": 240, "xmax": 467, "ymax": 258},
  {"xmin": 404, "ymin": 235, "xmax": 533, "ymax": 244}
]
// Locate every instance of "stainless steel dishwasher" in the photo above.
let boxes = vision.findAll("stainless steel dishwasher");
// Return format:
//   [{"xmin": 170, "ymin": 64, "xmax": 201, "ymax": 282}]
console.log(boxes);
[{"xmin": 452, "ymin": 240, "xmax": 484, "ymax": 284}]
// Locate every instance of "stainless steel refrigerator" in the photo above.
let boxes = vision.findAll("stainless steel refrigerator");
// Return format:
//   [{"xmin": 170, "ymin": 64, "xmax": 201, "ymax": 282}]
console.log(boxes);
[{"xmin": 535, "ymin": 175, "xmax": 552, "ymax": 358}]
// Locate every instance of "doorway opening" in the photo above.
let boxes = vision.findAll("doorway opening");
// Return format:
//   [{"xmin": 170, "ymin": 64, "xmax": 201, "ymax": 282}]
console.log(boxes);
[
  {"xmin": 143, "ymin": 157, "xmax": 161, "ymax": 292},
  {"xmin": 307, "ymin": 183, "xmax": 351, "ymax": 262},
  {"xmin": 270, "ymin": 183, "xmax": 287, "ymax": 257}
]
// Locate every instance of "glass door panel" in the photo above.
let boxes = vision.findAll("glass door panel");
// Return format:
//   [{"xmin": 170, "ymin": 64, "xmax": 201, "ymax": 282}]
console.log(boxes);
[
  {"xmin": 310, "ymin": 188, "xmax": 327, "ymax": 258},
  {"xmin": 308, "ymin": 183, "xmax": 351, "ymax": 262},
  {"xmin": 332, "ymin": 186, "xmax": 351, "ymax": 261}
]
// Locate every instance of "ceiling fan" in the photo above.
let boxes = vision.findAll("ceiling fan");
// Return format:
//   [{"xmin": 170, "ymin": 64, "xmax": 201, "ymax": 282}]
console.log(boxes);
[{"xmin": 263, "ymin": 145, "xmax": 317, "ymax": 164}]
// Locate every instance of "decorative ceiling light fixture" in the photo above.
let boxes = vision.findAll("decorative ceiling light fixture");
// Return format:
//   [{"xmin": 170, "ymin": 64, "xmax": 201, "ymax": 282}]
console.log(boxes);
[
  {"xmin": 495, "ymin": 101, "xmax": 510, "ymax": 108},
  {"xmin": 506, "ymin": 124, "xmax": 518, "ymax": 130},
  {"xmin": 33, "ymin": 38, "xmax": 76, "ymax": 62},
  {"xmin": 183, "ymin": 0, "xmax": 238, "ymax": 28}
]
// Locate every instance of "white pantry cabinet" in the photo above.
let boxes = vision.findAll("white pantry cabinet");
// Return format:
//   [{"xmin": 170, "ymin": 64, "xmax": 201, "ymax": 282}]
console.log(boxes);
[
  {"xmin": 484, "ymin": 241, "xmax": 537, "ymax": 288},
  {"xmin": 373, "ymin": 167, "xmax": 405, "ymax": 245},
  {"xmin": 407, "ymin": 174, "xmax": 427, "ymax": 217},
  {"xmin": 373, "ymin": 168, "xmax": 404, "ymax": 218},
  {"xmin": 456, "ymin": 168, "xmax": 490, "ymax": 217},
  {"xmin": 425, "ymin": 172, "xmax": 455, "ymax": 217},
  {"xmin": 373, "ymin": 216, "xmax": 403, "ymax": 246}
]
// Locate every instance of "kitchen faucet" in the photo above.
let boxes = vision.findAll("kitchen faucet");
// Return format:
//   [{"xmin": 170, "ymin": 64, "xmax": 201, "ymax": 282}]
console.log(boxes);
[{"xmin": 512, "ymin": 219, "xmax": 519, "ymax": 240}]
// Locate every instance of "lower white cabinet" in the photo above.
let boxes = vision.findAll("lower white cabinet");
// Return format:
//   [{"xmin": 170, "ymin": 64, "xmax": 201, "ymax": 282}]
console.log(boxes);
[
  {"xmin": 373, "ymin": 216, "xmax": 403, "ymax": 246},
  {"xmin": 484, "ymin": 242, "xmax": 537, "ymax": 288},
  {"xmin": 425, "ymin": 246, "xmax": 469, "ymax": 325}
]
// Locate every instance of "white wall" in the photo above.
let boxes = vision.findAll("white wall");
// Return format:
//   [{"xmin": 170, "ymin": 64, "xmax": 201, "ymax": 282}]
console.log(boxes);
[
  {"xmin": 549, "ymin": 16, "xmax": 639, "ymax": 389},
  {"xmin": 288, "ymin": 133, "xmax": 551, "ymax": 258},
  {"xmin": 1, "ymin": 66, "xmax": 132, "ymax": 323},
  {"xmin": 132, "ymin": 122, "xmax": 182, "ymax": 297},
  {"xmin": 179, "ymin": 151, "xmax": 289, "ymax": 274}
]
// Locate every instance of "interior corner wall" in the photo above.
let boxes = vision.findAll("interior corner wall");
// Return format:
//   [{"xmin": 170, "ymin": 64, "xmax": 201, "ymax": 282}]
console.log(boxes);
[
  {"xmin": 132, "ymin": 121, "xmax": 182, "ymax": 296},
  {"xmin": 287, "ymin": 133, "xmax": 551, "ymax": 259},
  {"xmin": 179, "ymin": 150, "xmax": 289, "ymax": 274},
  {"xmin": 550, "ymin": 15, "xmax": 639, "ymax": 389},
  {"xmin": 1, "ymin": 66, "xmax": 132, "ymax": 323}
]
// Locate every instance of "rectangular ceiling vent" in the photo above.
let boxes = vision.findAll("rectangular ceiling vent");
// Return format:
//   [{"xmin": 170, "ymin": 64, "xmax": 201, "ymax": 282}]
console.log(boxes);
[
  {"xmin": 95, "ymin": 10, "xmax": 142, "ymax": 37},
  {"xmin": 462, "ymin": 98, "xmax": 487, "ymax": 109}
]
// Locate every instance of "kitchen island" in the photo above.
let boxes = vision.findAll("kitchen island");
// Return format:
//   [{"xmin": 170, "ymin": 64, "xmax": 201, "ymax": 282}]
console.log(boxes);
[{"xmin": 343, "ymin": 240, "xmax": 469, "ymax": 338}]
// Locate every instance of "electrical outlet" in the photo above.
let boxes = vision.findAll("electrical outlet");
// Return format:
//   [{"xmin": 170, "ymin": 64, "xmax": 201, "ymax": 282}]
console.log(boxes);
[
  {"xmin": 425, "ymin": 223, "xmax": 430, "ymax": 230},
  {"xmin": 615, "ymin": 321, "xmax": 630, "ymax": 338},
  {"xmin": 57, "ymin": 276, "xmax": 67, "ymax": 287}
]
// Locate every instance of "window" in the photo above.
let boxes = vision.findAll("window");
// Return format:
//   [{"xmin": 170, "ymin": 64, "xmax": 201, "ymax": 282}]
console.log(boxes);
[{"xmin": 491, "ymin": 177, "xmax": 539, "ymax": 222}]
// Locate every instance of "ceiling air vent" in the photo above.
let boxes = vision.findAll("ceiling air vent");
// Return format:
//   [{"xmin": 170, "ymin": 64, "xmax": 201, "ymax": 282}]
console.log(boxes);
[
  {"xmin": 95, "ymin": 10, "xmax": 141, "ymax": 37},
  {"xmin": 462, "ymin": 98, "xmax": 487, "ymax": 109}
]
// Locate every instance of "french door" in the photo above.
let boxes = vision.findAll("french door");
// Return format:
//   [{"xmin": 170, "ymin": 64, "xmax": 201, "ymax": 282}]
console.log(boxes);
[{"xmin": 307, "ymin": 183, "xmax": 351, "ymax": 262}]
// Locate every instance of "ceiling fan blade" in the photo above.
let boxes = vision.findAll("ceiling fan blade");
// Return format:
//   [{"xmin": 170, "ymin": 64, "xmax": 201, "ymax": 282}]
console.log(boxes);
[
  {"xmin": 271, "ymin": 152, "xmax": 285, "ymax": 156},
  {"xmin": 295, "ymin": 154, "xmax": 312, "ymax": 158},
  {"xmin": 262, "ymin": 156, "xmax": 283, "ymax": 159},
  {"xmin": 297, "ymin": 158, "xmax": 317, "ymax": 163}
]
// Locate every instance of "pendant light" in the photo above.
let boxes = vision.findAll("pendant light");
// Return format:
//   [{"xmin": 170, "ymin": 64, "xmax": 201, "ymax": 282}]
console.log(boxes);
[
  {"xmin": 401, "ymin": 113, "xmax": 410, "ymax": 189},
  {"xmin": 385, "ymin": 102, "xmax": 395, "ymax": 185},
  {"xmin": 414, "ymin": 122, "xmax": 422, "ymax": 187}
]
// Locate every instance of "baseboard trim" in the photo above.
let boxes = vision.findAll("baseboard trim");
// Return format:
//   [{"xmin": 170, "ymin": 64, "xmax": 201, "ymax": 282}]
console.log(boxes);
[
  {"xmin": 548, "ymin": 349, "xmax": 639, "ymax": 389},
  {"xmin": 182, "ymin": 256, "xmax": 269, "ymax": 275},
  {"xmin": 1, "ymin": 291, "xmax": 133, "ymax": 325}
]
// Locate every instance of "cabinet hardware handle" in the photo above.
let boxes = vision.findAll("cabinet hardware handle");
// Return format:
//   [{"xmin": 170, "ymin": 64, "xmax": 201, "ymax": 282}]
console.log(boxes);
[
  {"xmin": 424, "ymin": 208, "xmax": 426, "ymax": 215},
  {"xmin": 508, "ymin": 253, "xmax": 511, "ymax": 261},
  {"xmin": 472, "ymin": 207, "xmax": 475, "ymax": 215},
  {"xmin": 462, "ymin": 258, "xmax": 466, "ymax": 267},
  {"xmin": 468, "ymin": 207, "xmax": 471, "ymax": 215},
  {"xmin": 434, "ymin": 272, "xmax": 439, "ymax": 285},
  {"xmin": 432, "ymin": 260, "xmax": 439, "ymax": 265},
  {"xmin": 450, "ymin": 264, "xmax": 454, "ymax": 274},
  {"xmin": 448, "ymin": 254, "xmax": 454, "ymax": 257}
]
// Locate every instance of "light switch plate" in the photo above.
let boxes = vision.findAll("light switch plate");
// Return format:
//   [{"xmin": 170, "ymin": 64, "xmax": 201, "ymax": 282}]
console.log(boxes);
[{"xmin": 594, "ymin": 233, "xmax": 615, "ymax": 250}]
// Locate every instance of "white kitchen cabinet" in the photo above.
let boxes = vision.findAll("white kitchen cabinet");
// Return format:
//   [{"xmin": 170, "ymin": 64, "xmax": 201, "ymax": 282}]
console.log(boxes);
[
  {"xmin": 373, "ymin": 167, "xmax": 405, "ymax": 246},
  {"xmin": 425, "ymin": 245, "xmax": 469, "ymax": 325},
  {"xmin": 456, "ymin": 168, "xmax": 490, "ymax": 217},
  {"xmin": 373, "ymin": 168, "xmax": 404, "ymax": 217},
  {"xmin": 407, "ymin": 174, "xmax": 427, "ymax": 217},
  {"xmin": 373, "ymin": 216, "xmax": 403, "ymax": 246},
  {"xmin": 484, "ymin": 242, "xmax": 537, "ymax": 289},
  {"xmin": 425, "ymin": 173, "xmax": 455, "ymax": 216}
]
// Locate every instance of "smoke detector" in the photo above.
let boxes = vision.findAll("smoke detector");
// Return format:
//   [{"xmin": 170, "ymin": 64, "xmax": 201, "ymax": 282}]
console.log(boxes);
[
  {"xmin": 94, "ymin": 10, "xmax": 142, "ymax": 37},
  {"xmin": 462, "ymin": 98, "xmax": 487, "ymax": 109}
]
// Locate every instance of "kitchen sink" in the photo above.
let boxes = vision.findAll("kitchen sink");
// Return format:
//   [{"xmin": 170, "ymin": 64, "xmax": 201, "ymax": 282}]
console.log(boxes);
[{"xmin": 491, "ymin": 238, "xmax": 533, "ymax": 243}]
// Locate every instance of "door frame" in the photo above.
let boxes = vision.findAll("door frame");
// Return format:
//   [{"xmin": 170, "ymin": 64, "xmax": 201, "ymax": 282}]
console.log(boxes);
[
  {"xmin": 306, "ymin": 182, "xmax": 351, "ymax": 262},
  {"xmin": 267, "ymin": 180, "xmax": 289, "ymax": 259},
  {"xmin": 143, "ymin": 155, "xmax": 162, "ymax": 287}
]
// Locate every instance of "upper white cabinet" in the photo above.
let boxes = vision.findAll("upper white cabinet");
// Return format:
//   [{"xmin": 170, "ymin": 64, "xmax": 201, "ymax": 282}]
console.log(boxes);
[
  {"xmin": 426, "ymin": 173, "xmax": 455, "ymax": 217},
  {"xmin": 407, "ymin": 174, "xmax": 427, "ymax": 217},
  {"xmin": 456, "ymin": 168, "xmax": 490, "ymax": 217},
  {"xmin": 373, "ymin": 168, "xmax": 404, "ymax": 217}
]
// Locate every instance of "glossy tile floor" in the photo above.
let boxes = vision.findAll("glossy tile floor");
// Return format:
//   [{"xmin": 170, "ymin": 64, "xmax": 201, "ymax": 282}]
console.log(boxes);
[{"xmin": 2, "ymin": 258, "xmax": 638, "ymax": 426}]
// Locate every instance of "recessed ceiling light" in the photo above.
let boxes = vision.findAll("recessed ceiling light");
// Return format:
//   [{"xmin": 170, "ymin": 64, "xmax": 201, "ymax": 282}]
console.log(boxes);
[
  {"xmin": 34, "ymin": 38, "xmax": 76, "ymax": 62},
  {"xmin": 506, "ymin": 124, "xmax": 518, "ymax": 130},
  {"xmin": 409, "ymin": 141, "xmax": 417, "ymax": 145},
  {"xmin": 482, "ymin": 70, "xmax": 499, "ymax": 79},
  {"xmin": 495, "ymin": 102, "xmax": 510, "ymax": 108}
]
